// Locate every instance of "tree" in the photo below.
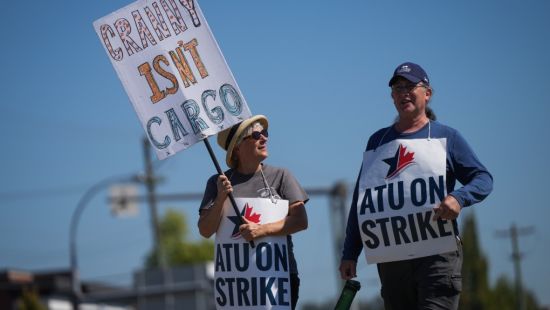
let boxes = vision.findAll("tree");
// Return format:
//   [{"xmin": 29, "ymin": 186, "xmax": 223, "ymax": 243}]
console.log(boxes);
[
  {"xmin": 145, "ymin": 208, "xmax": 214, "ymax": 268},
  {"xmin": 17, "ymin": 287, "xmax": 46, "ymax": 310},
  {"xmin": 459, "ymin": 212, "xmax": 542, "ymax": 310},
  {"xmin": 459, "ymin": 212, "xmax": 492, "ymax": 310},
  {"xmin": 486, "ymin": 275, "xmax": 541, "ymax": 310}
]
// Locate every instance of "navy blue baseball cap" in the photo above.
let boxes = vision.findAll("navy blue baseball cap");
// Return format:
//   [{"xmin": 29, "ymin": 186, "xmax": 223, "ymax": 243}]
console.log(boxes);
[{"xmin": 388, "ymin": 62, "xmax": 430, "ymax": 86}]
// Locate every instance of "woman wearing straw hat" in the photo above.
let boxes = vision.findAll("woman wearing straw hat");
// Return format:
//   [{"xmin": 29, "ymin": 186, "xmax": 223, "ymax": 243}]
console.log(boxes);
[{"xmin": 198, "ymin": 115, "xmax": 309, "ymax": 309}]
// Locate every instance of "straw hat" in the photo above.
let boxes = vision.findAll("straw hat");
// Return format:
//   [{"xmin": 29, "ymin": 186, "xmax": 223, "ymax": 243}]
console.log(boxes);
[{"xmin": 217, "ymin": 115, "xmax": 269, "ymax": 168}]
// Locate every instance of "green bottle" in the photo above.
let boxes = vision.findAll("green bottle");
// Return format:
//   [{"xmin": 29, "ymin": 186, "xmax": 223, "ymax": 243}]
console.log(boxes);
[{"xmin": 334, "ymin": 280, "xmax": 361, "ymax": 310}]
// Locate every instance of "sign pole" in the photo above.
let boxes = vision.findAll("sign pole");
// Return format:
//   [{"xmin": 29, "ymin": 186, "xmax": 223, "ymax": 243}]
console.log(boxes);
[{"xmin": 203, "ymin": 138, "xmax": 255, "ymax": 248}]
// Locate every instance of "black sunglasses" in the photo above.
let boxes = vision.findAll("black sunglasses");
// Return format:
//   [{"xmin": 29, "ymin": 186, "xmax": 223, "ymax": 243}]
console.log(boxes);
[
  {"xmin": 244, "ymin": 129, "xmax": 268, "ymax": 140},
  {"xmin": 391, "ymin": 83, "xmax": 427, "ymax": 94}
]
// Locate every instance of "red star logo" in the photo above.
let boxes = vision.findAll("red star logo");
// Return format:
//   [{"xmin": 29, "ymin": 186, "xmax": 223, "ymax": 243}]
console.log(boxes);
[
  {"xmin": 383, "ymin": 144, "xmax": 415, "ymax": 179},
  {"xmin": 228, "ymin": 203, "xmax": 261, "ymax": 239}
]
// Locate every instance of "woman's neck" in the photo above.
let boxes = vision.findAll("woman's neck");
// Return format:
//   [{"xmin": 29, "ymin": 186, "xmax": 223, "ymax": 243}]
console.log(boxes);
[{"xmin": 236, "ymin": 161, "xmax": 262, "ymax": 175}]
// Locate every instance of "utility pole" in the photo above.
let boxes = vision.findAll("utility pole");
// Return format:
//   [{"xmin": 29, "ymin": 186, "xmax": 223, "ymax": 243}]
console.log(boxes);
[
  {"xmin": 142, "ymin": 137, "xmax": 175, "ymax": 310},
  {"xmin": 142, "ymin": 136, "xmax": 165, "ymax": 268},
  {"xmin": 495, "ymin": 223, "xmax": 535, "ymax": 310}
]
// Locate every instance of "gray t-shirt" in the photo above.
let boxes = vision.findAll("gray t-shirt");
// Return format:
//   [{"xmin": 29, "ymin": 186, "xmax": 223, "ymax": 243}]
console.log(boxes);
[{"xmin": 200, "ymin": 163, "xmax": 309, "ymax": 274}]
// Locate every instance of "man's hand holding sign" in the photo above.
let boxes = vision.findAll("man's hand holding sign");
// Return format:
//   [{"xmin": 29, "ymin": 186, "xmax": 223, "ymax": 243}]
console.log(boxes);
[{"xmin": 432, "ymin": 194, "xmax": 461, "ymax": 221}]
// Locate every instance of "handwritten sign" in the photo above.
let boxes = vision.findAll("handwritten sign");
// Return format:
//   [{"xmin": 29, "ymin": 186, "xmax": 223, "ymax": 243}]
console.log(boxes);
[{"xmin": 94, "ymin": 0, "xmax": 251, "ymax": 159}]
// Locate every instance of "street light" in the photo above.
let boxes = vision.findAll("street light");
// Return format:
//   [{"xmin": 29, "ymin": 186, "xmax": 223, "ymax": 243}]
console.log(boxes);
[{"xmin": 69, "ymin": 174, "xmax": 140, "ymax": 309}]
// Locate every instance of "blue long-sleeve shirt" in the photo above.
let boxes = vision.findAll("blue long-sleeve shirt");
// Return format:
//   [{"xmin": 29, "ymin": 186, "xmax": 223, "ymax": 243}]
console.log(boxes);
[{"xmin": 342, "ymin": 121, "xmax": 493, "ymax": 261}]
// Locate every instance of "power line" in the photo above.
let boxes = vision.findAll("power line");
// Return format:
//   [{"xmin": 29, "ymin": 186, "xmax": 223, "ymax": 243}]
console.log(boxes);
[
  {"xmin": 0, "ymin": 172, "xmax": 142, "ymax": 203},
  {"xmin": 0, "ymin": 185, "xmax": 90, "ymax": 202}
]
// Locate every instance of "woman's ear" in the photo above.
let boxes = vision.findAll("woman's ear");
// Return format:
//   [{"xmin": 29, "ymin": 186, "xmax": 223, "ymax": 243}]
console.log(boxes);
[{"xmin": 232, "ymin": 145, "xmax": 240, "ymax": 163}]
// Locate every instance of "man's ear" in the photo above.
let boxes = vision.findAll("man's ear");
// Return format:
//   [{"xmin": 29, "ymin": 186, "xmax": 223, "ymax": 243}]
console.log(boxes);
[{"xmin": 425, "ymin": 86, "xmax": 432, "ymax": 98}]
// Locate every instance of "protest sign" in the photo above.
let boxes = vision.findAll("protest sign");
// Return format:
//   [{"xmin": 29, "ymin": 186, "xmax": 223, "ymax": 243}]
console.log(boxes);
[
  {"xmin": 215, "ymin": 198, "xmax": 291, "ymax": 309},
  {"xmin": 93, "ymin": 0, "xmax": 251, "ymax": 159},
  {"xmin": 357, "ymin": 138, "xmax": 458, "ymax": 264}
]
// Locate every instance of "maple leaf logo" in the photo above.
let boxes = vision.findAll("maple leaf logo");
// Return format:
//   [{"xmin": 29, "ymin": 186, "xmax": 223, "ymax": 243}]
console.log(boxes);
[
  {"xmin": 383, "ymin": 144, "xmax": 415, "ymax": 179},
  {"xmin": 243, "ymin": 203, "xmax": 261, "ymax": 223},
  {"xmin": 228, "ymin": 203, "xmax": 261, "ymax": 239}
]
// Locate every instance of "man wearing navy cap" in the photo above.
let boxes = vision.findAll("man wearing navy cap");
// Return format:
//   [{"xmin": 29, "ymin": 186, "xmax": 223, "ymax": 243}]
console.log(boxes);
[{"xmin": 339, "ymin": 62, "xmax": 493, "ymax": 309}]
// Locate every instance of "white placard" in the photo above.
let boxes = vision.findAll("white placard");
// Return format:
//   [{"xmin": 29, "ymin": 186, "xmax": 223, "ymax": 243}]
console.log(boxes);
[
  {"xmin": 357, "ymin": 138, "xmax": 457, "ymax": 264},
  {"xmin": 214, "ymin": 198, "xmax": 291, "ymax": 309},
  {"xmin": 94, "ymin": 0, "xmax": 251, "ymax": 159}
]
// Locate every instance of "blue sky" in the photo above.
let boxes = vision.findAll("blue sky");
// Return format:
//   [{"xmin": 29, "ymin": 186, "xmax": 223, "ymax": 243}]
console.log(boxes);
[{"xmin": 1, "ymin": 0, "xmax": 549, "ymax": 307}]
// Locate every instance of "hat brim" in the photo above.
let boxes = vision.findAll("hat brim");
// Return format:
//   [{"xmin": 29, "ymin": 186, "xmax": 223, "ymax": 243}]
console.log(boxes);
[
  {"xmin": 218, "ymin": 115, "xmax": 269, "ymax": 168},
  {"xmin": 388, "ymin": 73, "xmax": 423, "ymax": 86}
]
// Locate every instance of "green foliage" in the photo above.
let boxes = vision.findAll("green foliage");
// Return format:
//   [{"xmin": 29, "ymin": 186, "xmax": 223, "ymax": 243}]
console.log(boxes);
[
  {"xmin": 485, "ymin": 276, "xmax": 541, "ymax": 310},
  {"xmin": 145, "ymin": 208, "xmax": 214, "ymax": 268},
  {"xmin": 459, "ymin": 213, "xmax": 492, "ymax": 310},
  {"xmin": 487, "ymin": 276, "xmax": 516, "ymax": 310},
  {"xmin": 16, "ymin": 287, "xmax": 46, "ymax": 310},
  {"xmin": 459, "ymin": 212, "xmax": 541, "ymax": 310}
]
